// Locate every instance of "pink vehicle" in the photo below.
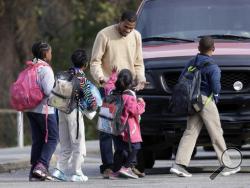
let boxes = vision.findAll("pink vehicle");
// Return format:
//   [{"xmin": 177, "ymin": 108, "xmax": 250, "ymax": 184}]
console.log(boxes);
[{"xmin": 136, "ymin": 0, "xmax": 250, "ymax": 169}]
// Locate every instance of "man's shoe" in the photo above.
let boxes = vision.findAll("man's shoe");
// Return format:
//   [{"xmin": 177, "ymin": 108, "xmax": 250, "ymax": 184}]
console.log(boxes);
[
  {"xmin": 221, "ymin": 167, "xmax": 241, "ymax": 176},
  {"xmin": 103, "ymin": 168, "xmax": 113, "ymax": 179},
  {"xmin": 170, "ymin": 163, "xmax": 192, "ymax": 177},
  {"xmin": 71, "ymin": 174, "xmax": 88, "ymax": 182},
  {"xmin": 131, "ymin": 167, "xmax": 146, "ymax": 178},
  {"xmin": 52, "ymin": 168, "xmax": 67, "ymax": 181},
  {"xmin": 119, "ymin": 166, "xmax": 138, "ymax": 179}
]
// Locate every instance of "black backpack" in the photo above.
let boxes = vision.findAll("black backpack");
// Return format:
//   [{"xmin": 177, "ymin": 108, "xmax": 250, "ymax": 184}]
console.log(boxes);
[{"xmin": 169, "ymin": 57, "xmax": 211, "ymax": 116}]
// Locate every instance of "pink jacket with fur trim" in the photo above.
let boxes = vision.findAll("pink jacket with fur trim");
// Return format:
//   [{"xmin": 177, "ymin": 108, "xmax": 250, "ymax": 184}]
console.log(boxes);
[{"xmin": 104, "ymin": 71, "xmax": 145, "ymax": 143}]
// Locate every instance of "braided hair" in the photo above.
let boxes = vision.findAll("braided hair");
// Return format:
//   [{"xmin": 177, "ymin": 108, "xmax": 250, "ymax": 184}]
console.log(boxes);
[
  {"xmin": 31, "ymin": 41, "xmax": 51, "ymax": 60},
  {"xmin": 115, "ymin": 69, "xmax": 133, "ymax": 92}
]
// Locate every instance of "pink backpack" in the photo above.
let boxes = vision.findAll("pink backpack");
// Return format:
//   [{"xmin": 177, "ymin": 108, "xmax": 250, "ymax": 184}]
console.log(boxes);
[{"xmin": 10, "ymin": 61, "xmax": 49, "ymax": 111}]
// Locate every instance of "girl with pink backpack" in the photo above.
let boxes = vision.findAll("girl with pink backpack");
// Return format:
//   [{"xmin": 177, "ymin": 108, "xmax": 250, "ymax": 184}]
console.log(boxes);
[
  {"xmin": 103, "ymin": 69, "xmax": 146, "ymax": 179},
  {"xmin": 26, "ymin": 42, "xmax": 58, "ymax": 181}
]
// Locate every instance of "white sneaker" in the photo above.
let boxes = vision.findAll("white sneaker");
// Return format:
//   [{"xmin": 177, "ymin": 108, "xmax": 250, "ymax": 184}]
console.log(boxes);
[
  {"xmin": 52, "ymin": 168, "xmax": 67, "ymax": 181},
  {"xmin": 221, "ymin": 167, "xmax": 241, "ymax": 176},
  {"xmin": 71, "ymin": 174, "xmax": 88, "ymax": 182},
  {"xmin": 170, "ymin": 163, "xmax": 192, "ymax": 177}
]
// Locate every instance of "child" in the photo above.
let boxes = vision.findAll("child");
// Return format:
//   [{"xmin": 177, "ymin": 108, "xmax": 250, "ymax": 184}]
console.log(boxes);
[
  {"xmin": 104, "ymin": 68, "xmax": 146, "ymax": 179},
  {"xmin": 27, "ymin": 41, "xmax": 59, "ymax": 181},
  {"xmin": 52, "ymin": 49, "xmax": 97, "ymax": 182}
]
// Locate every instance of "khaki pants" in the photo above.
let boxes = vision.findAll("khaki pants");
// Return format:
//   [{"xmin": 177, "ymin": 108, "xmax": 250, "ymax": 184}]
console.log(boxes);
[
  {"xmin": 175, "ymin": 96, "xmax": 229, "ymax": 166},
  {"xmin": 57, "ymin": 109, "xmax": 86, "ymax": 175}
]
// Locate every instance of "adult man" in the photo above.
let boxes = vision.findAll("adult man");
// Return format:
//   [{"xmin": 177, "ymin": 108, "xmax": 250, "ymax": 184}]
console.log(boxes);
[
  {"xmin": 170, "ymin": 37, "xmax": 241, "ymax": 177},
  {"xmin": 90, "ymin": 11, "xmax": 146, "ymax": 178}
]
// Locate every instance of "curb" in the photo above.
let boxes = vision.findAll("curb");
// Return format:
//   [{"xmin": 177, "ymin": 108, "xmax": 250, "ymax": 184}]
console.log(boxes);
[
  {"xmin": 0, "ymin": 160, "xmax": 30, "ymax": 173},
  {"xmin": 0, "ymin": 140, "xmax": 99, "ymax": 173}
]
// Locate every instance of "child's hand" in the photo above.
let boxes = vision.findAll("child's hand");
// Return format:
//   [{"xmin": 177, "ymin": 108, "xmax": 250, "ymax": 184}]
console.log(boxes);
[
  {"xmin": 112, "ymin": 66, "xmax": 118, "ymax": 73},
  {"xmin": 137, "ymin": 98, "xmax": 144, "ymax": 102},
  {"xmin": 80, "ymin": 78, "xmax": 86, "ymax": 88}
]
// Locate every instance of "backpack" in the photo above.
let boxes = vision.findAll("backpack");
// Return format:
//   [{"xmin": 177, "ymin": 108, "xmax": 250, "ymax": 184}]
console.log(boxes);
[
  {"xmin": 80, "ymin": 80, "xmax": 102, "ymax": 112},
  {"xmin": 10, "ymin": 61, "xmax": 49, "ymax": 111},
  {"xmin": 169, "ymin": 58, "xmax": 211, "ymax": 116},
  {"xmin": 97, "ymin": 90, "xmax": 133, "ymax": 136},
  {"xmin": 47, "ymin": 70, "xmax": 81, "ymax": 114}
]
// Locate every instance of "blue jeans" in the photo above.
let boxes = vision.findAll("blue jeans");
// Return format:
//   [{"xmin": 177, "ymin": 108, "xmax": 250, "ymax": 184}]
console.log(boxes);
[
  {"xmin": 99, "ymin": 131, "xmax": 114, "ymax": 173},
  {"xmin": 27, "ymin": 112, "xmax": 59, "ymax": 172}
]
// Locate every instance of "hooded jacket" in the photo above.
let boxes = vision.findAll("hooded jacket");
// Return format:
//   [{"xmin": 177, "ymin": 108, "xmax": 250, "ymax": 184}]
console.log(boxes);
[{"xmin": 104, "ymin": 71, "xmax": 145, "ymax": 143}]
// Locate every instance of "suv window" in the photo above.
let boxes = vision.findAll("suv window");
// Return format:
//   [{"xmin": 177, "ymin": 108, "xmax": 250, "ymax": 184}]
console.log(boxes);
[{"xmin": 137, "ymin": 0, "xmax": 250, "ymax": 40}]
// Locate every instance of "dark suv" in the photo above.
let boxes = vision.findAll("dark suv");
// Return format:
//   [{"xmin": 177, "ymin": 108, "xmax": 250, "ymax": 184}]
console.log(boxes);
[{"xmin": 136, "ymin": 0, "xmax": 250, "ymax": 168}]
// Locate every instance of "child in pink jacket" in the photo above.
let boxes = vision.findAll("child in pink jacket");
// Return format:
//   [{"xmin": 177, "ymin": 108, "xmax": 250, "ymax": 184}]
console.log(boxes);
[{"xmin": 104, "ymin": 68, "xmax": 145, "ymax": 179}]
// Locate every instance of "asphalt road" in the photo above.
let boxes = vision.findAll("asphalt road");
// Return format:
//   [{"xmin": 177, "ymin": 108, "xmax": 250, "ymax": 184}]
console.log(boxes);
[{"xmin": 0, "ymin": 147, "xmax": 250, "ymax": 188}]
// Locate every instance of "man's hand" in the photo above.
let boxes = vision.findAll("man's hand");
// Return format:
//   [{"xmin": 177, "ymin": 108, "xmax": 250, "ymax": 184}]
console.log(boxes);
[
  {"xmin": 134, "ymin": 81, "xmax": 147, "ymax": 91},
  {"xmin": 99, "ymin": 79, "xmax": 106, "ymax": 85},
  {"xmin": 99, "ymin": 76, "xmax": 106, "ymax": 86}
]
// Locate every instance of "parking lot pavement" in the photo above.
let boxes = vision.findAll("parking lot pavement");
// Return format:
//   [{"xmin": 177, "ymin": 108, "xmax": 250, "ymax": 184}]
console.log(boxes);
[
  {"xmin": 0, "ymin": 155, "xmax": 250, "ymax": 188},
  {"xmin": 0, "ymin": 143, "xmax": 250, "ymax": 187},
  {"xmin": 0, "ymin": 140, "xmax": 100, "ymax": 173}
]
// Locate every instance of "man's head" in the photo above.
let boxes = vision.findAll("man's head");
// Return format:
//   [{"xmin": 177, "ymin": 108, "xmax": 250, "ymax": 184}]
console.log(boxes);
[
  {"xmin": 117, "ymin": 11, "xmax": 137, "ymax": 37},
  {"xmin": 198, "ymin": 36, "xmax": 215, "ymax": 55},
  {"xmin": 71, "ymin": 49, "xmax": 88, "ymax": 69}
]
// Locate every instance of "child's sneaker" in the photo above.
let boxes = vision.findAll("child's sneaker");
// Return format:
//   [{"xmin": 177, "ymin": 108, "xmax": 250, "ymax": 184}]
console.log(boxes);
[
  {"xmin": 109, "ymin": 171, "xmax": 120, "ymax": 180},
  {"xmin": 170, "ymin": 163, "xmax": 192, "ymax": 177},
  {"xmin": 221, "ymin": 167, "xmax": 241, "ymax": 176},
  {"xmin": 71, "ymin": 174, "xmax": 88, "ymax": 182},
  {"xmin": 119, "ymin": 166, "xmax": 138, "ymax": 179},
  {"xmin": 52, "ymin": 168, "xmax": 67, "ymax": 181},
  {"xmin": 29, "ymin": 174, "xmax": 45, "ymax": 182},
  {"xmin": 45, "ymin": 174, "xmax": 57, "ymax": 181},
  {"xmin": 32, "ymin": 162, "xmax": 48, "ymax": 179}
]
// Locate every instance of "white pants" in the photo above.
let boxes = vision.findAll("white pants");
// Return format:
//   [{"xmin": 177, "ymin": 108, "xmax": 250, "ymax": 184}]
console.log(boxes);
[{"xmin": 57, "ymin": 109, "xmax": 86, "ymax": 175}]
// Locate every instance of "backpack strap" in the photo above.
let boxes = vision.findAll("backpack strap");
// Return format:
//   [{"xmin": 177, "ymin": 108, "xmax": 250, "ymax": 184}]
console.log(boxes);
[
  {"xmin": 76, "ymin": 100, "xmax": 80, "ymax": 139},
  {"xmin": 188, "ymin": 61, "xmax": 212, "ymax": 72},
  {"xmin": 75, "ymin": 92, "xmax": 80, "ymax": 139},
  {"xmin": 126, "ymin": 121, "xmax": 132, "ymax": 152},
  {"xmin": 67, "ymin": 68, "xmax": 82, "ymax": 139},
  {"xmin": 122, "ymin": 89, "xmax": 135, "ymax": 152}
]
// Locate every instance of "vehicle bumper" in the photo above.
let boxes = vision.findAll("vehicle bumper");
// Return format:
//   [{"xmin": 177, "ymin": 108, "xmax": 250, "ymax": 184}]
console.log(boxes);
[{"xmin": 139, "ymin": 94, "xmax": 250, "ymax": 145}]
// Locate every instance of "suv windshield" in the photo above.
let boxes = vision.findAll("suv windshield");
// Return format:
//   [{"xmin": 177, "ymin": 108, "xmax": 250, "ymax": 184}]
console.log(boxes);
[{"xmin": 136, "ymin": 0, "xmax": 250, "ymax": 40}]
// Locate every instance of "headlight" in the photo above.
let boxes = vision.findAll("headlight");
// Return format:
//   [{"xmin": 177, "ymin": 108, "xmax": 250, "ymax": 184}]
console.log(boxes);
[{"xmin": 233, "ymin": 81, "xmax": 243, "ymax": 91}]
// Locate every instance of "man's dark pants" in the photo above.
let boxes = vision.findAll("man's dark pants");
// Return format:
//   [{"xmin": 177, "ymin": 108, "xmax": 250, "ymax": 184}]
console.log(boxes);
[{"xmin": 99, "ymin": 131, "xmax": 114, "ymax": 173}]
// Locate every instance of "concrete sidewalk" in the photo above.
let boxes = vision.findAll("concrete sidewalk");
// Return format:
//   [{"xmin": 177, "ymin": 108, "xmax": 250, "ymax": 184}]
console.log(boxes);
[{"xmin": 0, "ymin": 140, "xmax": 99, "ymax": 173}]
